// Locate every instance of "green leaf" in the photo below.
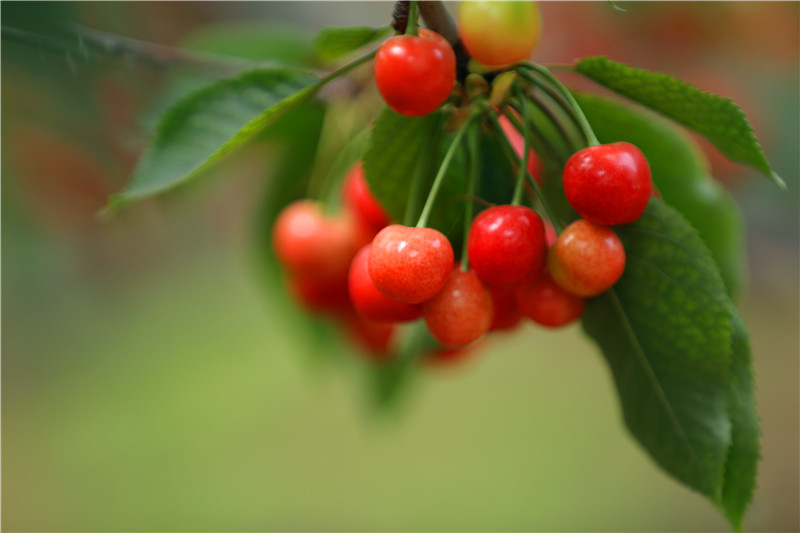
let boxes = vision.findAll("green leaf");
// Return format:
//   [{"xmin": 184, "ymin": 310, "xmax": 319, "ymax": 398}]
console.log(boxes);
[
  {"xmin": 576, "ymin": 92, "xmax": 746, "ymax": 299},
  {"xmin": 112, "ymin": 68, "xmax": 319, "ymax": 206},
  {"xmin": 362, "ymin": 107, "xmax": 445, "ymax": 223},
  {"xmin": 721, "ymin": 306, "xmax": 761, "ymax": 531},
  {"xmin": 313, "ymin": 25, "xmax": 390, "ymax": 62},
  {"xmin": 573, "ymin": 56, "xmax": 784, "ymax": 188},
  {"xmin": 583, "ymin": 200, "xmax": 734, "ymax": 501}
]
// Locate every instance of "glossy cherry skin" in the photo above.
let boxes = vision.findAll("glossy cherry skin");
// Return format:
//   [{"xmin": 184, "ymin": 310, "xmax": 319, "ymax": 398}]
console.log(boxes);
[
  {"xmin": 272, "ymin": 200, "xmax": 359, "ymax": 283},
  {"xmin": 515, "ymin": 270, "xmax": 586, "ymax": 328},
  {"xmin": 548, "ymin": 219, "xmax": 626, "ymax": 297},
  {"xmin": 374, "ymin": 29, "xmax": 456, "ymax": 117},
  {"xmin": 563, "ymin": 142, "xmax": 652, "ymax": 226},
  {"xmin": 368, "ymin": 224, "xmax": 454, "ymax": 304},
  {"xmin": 489, "ymin": 287, "xmax": 523, "ymax": 331},
  {"xmin": 467, "ymin": 205, "xmax": 547, "ymax": 289},
  {"xmin": 342, "ymin": 163, "xmax": 391, "ymax": 232},
  {"xmin": 423, "ymin": 268, "xmax": 493, "ymax": 348},
  {"xmin": 498, "ymin": 114, "xmax": 543, "ymax": 185},
  {"xmin": 459, "ymin": 1, "xmax": 542, "ymax": 66},
  {"xmin": 349, "ymin": 245, "xmax": 422, "ymax": 323}
]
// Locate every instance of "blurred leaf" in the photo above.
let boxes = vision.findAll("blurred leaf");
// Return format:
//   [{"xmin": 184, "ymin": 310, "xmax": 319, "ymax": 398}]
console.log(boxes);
[
  {"xmin": 181, "ymin": 23, "xmax": 314, "ymax": 66},
  {"xmin": 313, "ymin": 25, "xmax": 390, "ymax": 62},
  {"xmin": 362, "ymin": 107, "xmax": 445, "ymax": 223},
  {"xmin": 721, "ymin": 307, "xmax": 760, "ymax": 531},
  {"xmin": 583, "ymin": 200, "xmax": 733, "ymax": 502},
  {"xmin": 576, "ymin": 92, "xmax": 746, "ymax": 298},
  {"xmin": 112, "ymin": 68, "xmax": 318, "ymax": 206},
  {"xmin": 573, "ymin": 56, "xmax": 783, "ymax": 187}
]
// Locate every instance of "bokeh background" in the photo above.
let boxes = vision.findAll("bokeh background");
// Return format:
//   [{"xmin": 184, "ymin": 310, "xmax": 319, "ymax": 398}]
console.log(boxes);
[{"xmin": 2, "ymin": 2, "xmax": 798, "ymax": 531}]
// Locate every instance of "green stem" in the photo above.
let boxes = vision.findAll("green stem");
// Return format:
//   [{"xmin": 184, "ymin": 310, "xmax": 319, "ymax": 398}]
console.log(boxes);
[
  {"xmin": 406, "ymin": 1, "xmax": 419, "ymax": 36},
  {"xmin": 461, "ymin": 125, "xmax": 480, "ymax": 270},
  {"xmin": 511, "ymin": 89, "xmax": 530, "ymax": 207},
  {"xmin": 485, "ymin": 106, "xmax": 563, "ymax": 232},
  {"xmin": 416, "ymin": 110, "xmax": 480, "ymax": 229},
  {"xmin": 319, "ymin": 49, "xmax": 376, "ymax": 85},
  {"xmin": 403, "ymin": 117, "xmax": 444, "ymax": 226},
  {"xmin": 516, "ymin": 62, "xmax": 600, "ymax": 146},
  {"xmin": 503, "ymin": 99, "xmax": 563, "ymax": 165},
  {"xmin": 527, "ymin": 90, "xmax": 580, "ymax": 155},
  {"xmin": 515, "ymin": 68, "xmax": 583, "ymax": 142}
]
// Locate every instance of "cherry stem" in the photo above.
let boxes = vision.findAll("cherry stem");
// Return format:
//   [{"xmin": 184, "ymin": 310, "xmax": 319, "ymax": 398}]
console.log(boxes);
[
  {"xmin": 502, "ymin": 99, "xmax": 560, "ymax": 169},
  {"xmin": 525, "ymin": 90, "xmax": 580, "ymax": 156},
  {"xmin": 514, "ymin": 68, "xmax": 582, "ymax": 145},
  {"xmin": 485, "ymin": 105, "xmax": 564, "ymax": 233},
  {"xmin": 510, "ymin": 102, "xmax": 530, "ymax": 206},
  {"xmin": 405, "ymin": 1, "xmax": 419, "ymax": 36},
  {"xmin": 515, "ymin": 62, "xmax": 600, "ymax": 147},
  {"xmin": 403, "ymin": 118, "xmax": 445, "ymax": 226},
  {"xmin": 461, "ymin": 125, "xmax": 480, "ymax": 270},
  {"xmin": 416, "ymin": 110, "xmax": 480, "ymax": 229}
]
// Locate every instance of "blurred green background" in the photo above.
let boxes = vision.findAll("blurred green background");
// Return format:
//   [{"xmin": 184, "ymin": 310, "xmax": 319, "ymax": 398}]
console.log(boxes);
[{"xmin": 2, "ymin": 2, "xmax": 798, "ymax": 531}]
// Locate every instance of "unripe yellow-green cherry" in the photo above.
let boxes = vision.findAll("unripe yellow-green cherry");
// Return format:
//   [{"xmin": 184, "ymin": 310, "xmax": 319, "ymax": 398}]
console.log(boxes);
[{"xmin": 458, "ymin": 1, "xmax": 542, "ymax": 66}]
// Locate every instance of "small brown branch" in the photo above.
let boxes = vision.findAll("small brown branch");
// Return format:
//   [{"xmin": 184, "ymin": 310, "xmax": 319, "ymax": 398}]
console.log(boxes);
[
  {"xmin": 417, "ymin": 1, "xmax": 471, "ymax": 83},
  {"xmin": 418, "ymin": 2, "xmax": 458, "ymax": 45}
]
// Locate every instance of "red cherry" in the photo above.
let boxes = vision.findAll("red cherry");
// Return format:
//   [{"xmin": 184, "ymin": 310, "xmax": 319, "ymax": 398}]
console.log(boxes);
[
  {"xmin": 272, "ymin": 200, "xmax": 358, "ymax": 283},
  {"xmin": 374, "ymin": 29, "xmax": 456, "ymax": 117},
  {"xmin": 287, "ymin": 274, "xmax": 351, "ymax": 316},
  {"xmin": 548, "ymin": 219, "xmax": 626, "ymax": 297},
  {"xmin": 498, "ymin": 114, "xmax": 543, "ymax": 185},
  {"xmin": 563, "ymin": 142, "xmax": 652, "ymax": 226},
  {"xmin": 422, "ymin": 268, "xmax": 493, "ymax": 348},
  {"xmin": 467, "ymin": 205, "xmax": 547, "ymax": 289},
  {"xmin": 337, "ymin": 309, "xmax": 396, "ymax": 360},
  {"xmin": 515, "ymin": 270, "xmax": 586, "ymax": 328},
  {"xmin": 348, "ymin": 245, "xmax": 422, "ymax": 323},
  {"xmin": 368, "ymin": 224, "xmax": 454, "ymax": 304},
  {"xmin": 489, "ymin": 287, "xmax": 523, "ymax": 331},
  {"xmin": 342, "ymin": 163, "xmax": 391, "ymax": 232}
]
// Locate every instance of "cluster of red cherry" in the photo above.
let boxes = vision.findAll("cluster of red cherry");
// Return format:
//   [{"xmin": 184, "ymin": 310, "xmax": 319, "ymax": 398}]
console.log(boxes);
[
  {"xmin": 272, "ymin": 139, "xmax": 651, "ymax": 363},
  {"xmin": 272, "ymin": 1, "xmax": 652, "ymax": 362}
]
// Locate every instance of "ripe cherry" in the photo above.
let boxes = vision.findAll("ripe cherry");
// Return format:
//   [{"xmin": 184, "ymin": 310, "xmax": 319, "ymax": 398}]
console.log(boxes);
[
  {"xmin": 422, "ymin": 267, "xmax": 493, "ymax": 348},
  {"xmin": 374, "ymin": 29, "xmax": 456, "ymax": 117},
  {"xmin": 515, "ymin": 270, "xmax": 586, "ymax": 328},
  {"xmin": 342, "ymin": 163, "xmax": 390, "ymax": 232},
  {"xmin": 548, "ymin": 219, "xmax": 626, "ymax": 297},
  {"xmin": 272, "ymin": 200, "xmax": 358, "ymax": 283},
  {"xmin": 368, "ymin": 224, "xmax": 454, "ymax": 304},
  {"xmin": 467, "ymin": 205, "xmax": 546, "ymax": 289},
  {"xmin": 348, "ymin": 245, "xmax": 422, "ymax": 323},
  {"xmin": 489, "ymin": 287, "xmax": 523, "ymax": 331},
  {"xmin": 337, "ymin": 309, "xmax": 396, "ymax": 360},
  {"xmin": 563, "ymin": 142, "xmax": 652, "ymax": 226},
  {"xmin": 287, "ymin": 274, "xmax": 351, "ymax": 316},
  {"xmin": 459, "ymin": 1, "xmax": 542, "ymax": 66}
]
